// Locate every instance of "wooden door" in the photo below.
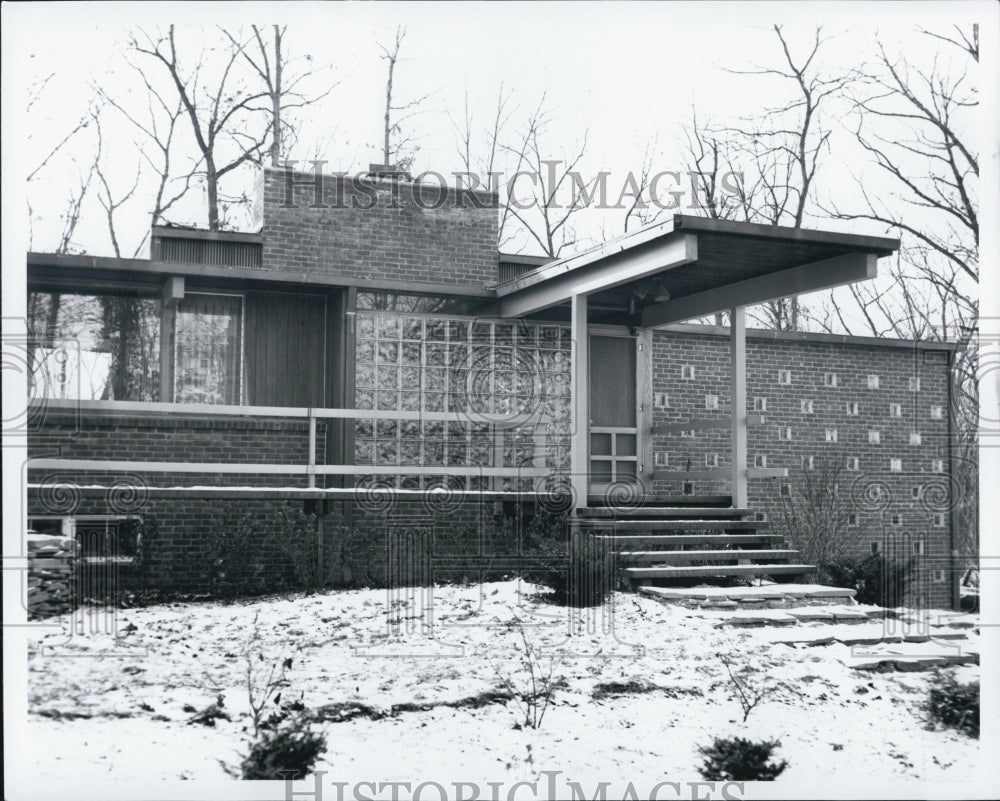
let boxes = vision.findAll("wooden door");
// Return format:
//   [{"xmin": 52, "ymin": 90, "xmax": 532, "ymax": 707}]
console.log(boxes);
[{"xmin": 588, "ymin": 334, "xmax": 639, "ymax": 494}]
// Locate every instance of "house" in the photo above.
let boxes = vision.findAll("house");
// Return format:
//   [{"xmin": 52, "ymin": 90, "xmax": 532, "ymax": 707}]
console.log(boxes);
[{"xmin": 24, "ymin": 165, "xmax": 960, "ymax": 608}]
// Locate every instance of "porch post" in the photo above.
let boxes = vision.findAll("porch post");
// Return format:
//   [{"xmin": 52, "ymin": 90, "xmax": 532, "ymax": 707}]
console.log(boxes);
[
  {"xmin": 571, "ymin": 293, "xmax": 589, "ymax": 508},
  {"xmin": 730, "ymin": 306, "xmax": 747, "ymax": 508}
]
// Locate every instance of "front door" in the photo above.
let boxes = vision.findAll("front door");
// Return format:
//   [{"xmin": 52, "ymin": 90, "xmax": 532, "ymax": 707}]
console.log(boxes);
[{"xmin": 588, "ymin": 334, "xmax": 640, "ymax": 495}]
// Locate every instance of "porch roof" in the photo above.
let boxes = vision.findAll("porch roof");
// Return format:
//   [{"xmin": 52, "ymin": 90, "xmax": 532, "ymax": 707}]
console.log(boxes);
[{"xmin": 495, "ymin": 214, "xmax": 900, "ymax": 324}]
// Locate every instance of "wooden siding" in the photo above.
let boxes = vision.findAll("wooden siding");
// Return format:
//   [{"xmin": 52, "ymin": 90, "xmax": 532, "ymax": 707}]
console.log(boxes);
[{"xmin": 244, "ymin": 291, "xmax": 326, "ymax": 407}]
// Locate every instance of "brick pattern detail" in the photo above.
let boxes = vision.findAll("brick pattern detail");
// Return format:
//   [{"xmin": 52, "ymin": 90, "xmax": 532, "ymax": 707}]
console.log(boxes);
[{"xmin": 260, "ymin": 168, "xmax": 499, "ymax": 287}]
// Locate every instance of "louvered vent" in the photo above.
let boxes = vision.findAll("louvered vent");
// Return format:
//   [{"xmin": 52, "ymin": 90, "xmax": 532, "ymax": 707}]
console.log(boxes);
[
  {"xmin": 159, "ymin": 237, "xmax": 262, "ymax": 269},
  {"xmin": 498, "ymin": 262, "xmax": 542, "ymax": 284}
]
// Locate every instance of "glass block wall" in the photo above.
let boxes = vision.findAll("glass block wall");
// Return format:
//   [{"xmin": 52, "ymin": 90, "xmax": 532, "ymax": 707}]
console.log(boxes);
[{"xmin": 354, "ymin": 307, "xmax": 572, "ymax": 490}]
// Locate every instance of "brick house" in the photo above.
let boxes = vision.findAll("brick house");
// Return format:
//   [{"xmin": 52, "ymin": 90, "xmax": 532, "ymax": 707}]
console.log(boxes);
[{"xmin": 24, "ymin": 166, "xmax": 961, "ymax": 608}]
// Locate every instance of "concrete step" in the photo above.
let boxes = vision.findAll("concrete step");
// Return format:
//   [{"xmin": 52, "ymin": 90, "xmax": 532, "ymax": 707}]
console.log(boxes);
[
  {"xmin": 625, "ymin": 563, "xmax": 817, "ymax": 582},
  {"xmin": 617, "ymin": 549, "xmax": 799, "ymax": 565},
  {"xmin": 638, "ymin": 584, "xmax": 856, "ymax": 608},
  {"xmin": 575, "ymin": 507, "xmax": 752, "ymax": 520},
  {"xmin": 574, "ymin": 519, "xmax": 769, "ymax": 531},
  {"xmin": 587, "ymin": 494, "xmax": 731, "ymax": 508},
  {"xmin": 594, "ymin": 533, "xmax": 783, "ymax": 549}
]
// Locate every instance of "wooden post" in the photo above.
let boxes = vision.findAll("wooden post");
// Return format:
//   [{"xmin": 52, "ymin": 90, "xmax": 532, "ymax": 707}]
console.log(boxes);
[
  {"xmin": 159, "ymin": 277, "xmax": 184, "ymax": 402},
  {"xmin": 571, "ymin": 293, "xmax": 589, "ymax": 509},
  {"xmin": 730, "ymin": 306, "xmax": 747, "ymax": 508}
]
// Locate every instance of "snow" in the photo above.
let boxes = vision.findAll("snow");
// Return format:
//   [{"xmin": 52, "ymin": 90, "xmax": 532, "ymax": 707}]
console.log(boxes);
[{"xmin": 25, "ymin": 580, "xmax": 985, "ymax": 795}]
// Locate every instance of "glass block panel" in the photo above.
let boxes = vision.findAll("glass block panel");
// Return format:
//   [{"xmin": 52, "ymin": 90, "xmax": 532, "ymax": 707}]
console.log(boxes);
[
  {"xmin": 399, "ymin": 440, "xmax": 422, "ymax": 463},
  {"xmin": 399, "ymin": 420, "xmax": 419, "ymax": 437},
  {"xmin": 400, "ymin": 366, "xmax": 421, "ymax": 387},
  {"xmin": 447, "ymin": 442, "xmax": 468, "ymax": 465},
  {"xmin": 425, "ymin": 442, "xmax": 445, "ymax": 466},
  {"xmin": 448, "ymin": 320, "xmax": 469, "ymax": 341},
  {"xmin": 448, "ymin": 344, "xmax": 468, "ymax": 367},
  {"xmin": 616, "ymin": 434, "xmax": 637, "ymax": 456},
  {"xmin": 448, "ymin": 368, "xmax": 468, "ymax": 394},
  {"xmin": 355, "ymin": 363, "xmax": 375, "ymax": 388},
  {"xmin": 377, "ymin": 365, "xmax": 399, "ymax": 389},
  {"xmin": 446, "ymin": 475, "xmax": 466, "ymax": 491},
  {"xmin": 400, "ymin": 391, "xmax": 421, "ymax": 411},
  {"xmin": 376, "ymin": 316, "xmax": 399, "ymax": 339},
  {"xmin": 401, "ymin": 318, "xmax": 423, "ymax": 340},
  {"xmin": 494, "ymin": 323, "xmax": 513, "ymax": 345},
  {"xmin": 356, "ymin": 315, "xmax": 375, "ymax": 338},
  {"xmin": 401, "ymin": 342, "xmax": 422, "ymax": 365},
  {"xmin": 470, "ymin": 443, "xmax": 491, "ymax": 464},
  {"xmin": 376, "ymin": 421, "xmax": 398, "ymax": 438},
  {"xmin": 400, "ymin": 475, "xmax": 421, "ymax": 490},
  {"xmin": 590, "ymin": 461, "xmax": 613, "ymax": 483},
  {"xmin": 424, "ymin": 392, "xmax": 445, "ymax": 412},
  {"xmin": 472, "ymin": 322, "xmax": 492, "ymax": 343},
  {"xmin": 426, "ymin": 320, "xmax": 446, "ymax": 342},
  {"xmin": 591, "ymin": 433, "xmax": 613, "ymax": 455},
  {"xmin": 356, "ymin": 340, "xmax": 375, "ymax": 363},
  {"xmin": 354, "ymin": 439, "xmax": 374, "ymax": 464},
  {"xmin": 425, "ymin": 343, "xmax": 446, "ymax": 366},
  {"xmin": 377, "ymin": 341, "xmax": 399, "ymax": 364},
  {"xmin": 423, "ymin": 420, "xmax": 444, "ymax": 437},
  {"xmin": 377, "ymin": 440, "xmax": 398, "ymax": 464},
  {"xmin": 425, "ymin": 367, "xmax": 447, "ymax": 391},
  {"xmin": 447, "ymin": 392, "xmax": 467, "ymax": 413},
  {"xmin": 356, "ymin": 419, "xmax": 373, "ymax": 438},
  {"xmin": 447, "ymin": 421, "xmax": 468, "ymax": 438},
  {"xmin": 355, "ymin": 389, "xmax": 374, "ymax": 410},
  {"xmin": 376, "ymin": 391, "xmax": 398, "ymax": 410}
]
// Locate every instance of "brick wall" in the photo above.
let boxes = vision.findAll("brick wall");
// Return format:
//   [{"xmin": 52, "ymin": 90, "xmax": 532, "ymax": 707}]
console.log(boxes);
[
  {"xmin": 259, "ymin": 167, "xmax": 499, "ymax": 288},
  {"xmin": 651, "ymin": 327, "xmax": 956, "ymax": 607}
]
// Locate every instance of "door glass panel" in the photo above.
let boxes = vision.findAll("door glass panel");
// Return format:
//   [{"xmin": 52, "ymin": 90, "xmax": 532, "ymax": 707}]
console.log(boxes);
[
  {"xmin": 590, "ymin": 461, "xmax": 613, "ymax": 483},
  {"xmin": 590, "ymin": 432, "xmax": 612, "ymax": 455},
  {"xmin": 589, "ymin": 336, "xmax": 636, "ymax": 427},
  {"xmin": 616, "ymin": 434, "xmax": 637, "ymax": 456}
]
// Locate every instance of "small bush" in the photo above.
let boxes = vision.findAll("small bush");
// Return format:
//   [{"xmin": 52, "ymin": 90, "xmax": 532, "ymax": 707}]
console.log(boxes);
[
  {"xmin": 240, "ymin": 715, "xmax": 327, "ymax": 780},
  {"xmin": 819, "ymin": 554, "xmax": 914, "ymax": 606},
  {"xmin": 698, "ymin": 736, "xmax": 788, "ymax": 781},
  {"xmin": 924, "ymin": 672, "xmax": 979, "ymax": 738},
  {"xmin": 523, "ymin": 517, "xmax": 615, "ymax": 607}
]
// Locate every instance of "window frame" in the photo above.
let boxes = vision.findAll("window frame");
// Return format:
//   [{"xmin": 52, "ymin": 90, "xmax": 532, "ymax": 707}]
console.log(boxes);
[{"xmin": 171, "ymin": 291, "xmax": 245, "ymax": 405}]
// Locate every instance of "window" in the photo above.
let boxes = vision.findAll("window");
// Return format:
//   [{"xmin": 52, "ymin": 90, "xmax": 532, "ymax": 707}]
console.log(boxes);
[
  {"xmin": 681, "ymin": 364, "xmax": 695, "ymax": 380},
  {"xmin": 753, "ymin": 397, "xmax": 767, "ymax": 412},
  {"xmin": 28, "ymin": 516, "xmax": 141, "ymax": 562},
  {"xmin": 867, "ymin": 374, "xmax": 880, "ymax": 389},
  {"xmin": 869, "ymin": 430, "xmax": 881, "ymax": 445},
  {"xmin": 777, "ymin": 370, "xmax": 791, "ymax": 385},
  {"xmin": 889, "ymin": 403, "xmax": 902, "ymax": 417},
  {"xmin": 27, "ymin": 292, "xmax": 161, "ymax": 401},
  {"xmin": 825, "ymin": 429, "xmax": 838, "ymax": 443},
  {"xmin": 847, "ymin": 456, "xmax": 860, "ymax": 471},
  {"xmin": 173, "ymin": 294, "xmax": 243, "ymax": 404},
  {"xmin": 930, "ymin": 405, "xmax": 943, "ymax": 419},
  {"xmin": 890, "ymin": 458, "xmax": 902, "ymax": 472},
  {"xmin": 824, "ymin": 372, "xmax": 838, "ymax": 387},
  {"xmin": 846, "ymin": 401, "xmax": 859, "ymax": 416},
  {"xmin": 801, "ymin": 399, "xmax": 814, "ymax": 413},
  {"xmin": 705, "ymin": 394, "xmax": 719, "ymax": 411}
]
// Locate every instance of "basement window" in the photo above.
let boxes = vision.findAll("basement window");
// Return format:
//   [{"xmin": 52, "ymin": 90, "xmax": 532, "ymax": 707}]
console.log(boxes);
[{"xmin": 28, "ymin": 515, "xmax": 142, "ymax": 563}]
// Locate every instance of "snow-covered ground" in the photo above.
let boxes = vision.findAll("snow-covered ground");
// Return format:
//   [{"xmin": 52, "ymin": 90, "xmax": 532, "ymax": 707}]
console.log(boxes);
[{"xmin": 24, "ymin": 580, "xmax": 983, "ymax": 795}]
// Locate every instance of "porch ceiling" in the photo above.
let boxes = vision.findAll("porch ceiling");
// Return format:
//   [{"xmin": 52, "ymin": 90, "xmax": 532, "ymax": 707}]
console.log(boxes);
[{"xmin": 495, "ymin": 214, "xmax": 899, "ymax": 324}]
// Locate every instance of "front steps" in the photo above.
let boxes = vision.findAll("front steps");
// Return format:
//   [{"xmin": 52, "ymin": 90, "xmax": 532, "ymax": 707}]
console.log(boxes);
[{"xmin": 572, "ymin": 502, "xmax": 819, "ymax": 592}]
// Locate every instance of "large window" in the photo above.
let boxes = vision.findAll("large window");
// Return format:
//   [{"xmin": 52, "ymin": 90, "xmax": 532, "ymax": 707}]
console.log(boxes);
[
  {"xmin": 173, "ymin": 293, "xmax": 243, "ymax": 404},
  {"xmin": 29, "ymin": 289, "xmax": 243, "ymax": 405},
  {"xmin": 28, "ymin": 292, "xmax": 160, "ymax": 401}
]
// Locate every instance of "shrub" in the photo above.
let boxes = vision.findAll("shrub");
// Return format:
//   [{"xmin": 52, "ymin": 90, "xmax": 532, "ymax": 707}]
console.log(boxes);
[
  {"xmin": 924, "ymin": 672, "xmax": 979, "ymax": 738},
  {"xmin": 698, "ymin": 736, "xmax": 788, "ymax": 781},
  {"xmin": 529, "ymin": 538, "xmax": 616, "ymax": 607},
  {"xmin": 240, "ymin": 715, "xmax": 327, "ymax": 780},
  {"xmin": 819, "ymin": 554, "xmax": 914, "ymax": 606}
]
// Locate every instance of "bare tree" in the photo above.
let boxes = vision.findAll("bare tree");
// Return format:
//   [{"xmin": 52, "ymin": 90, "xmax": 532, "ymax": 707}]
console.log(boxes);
[
  {"xmin": 91, "ymin": 114, "xmax": 141, "ymax": 258},
  {"xmin": 682, "ymin": 26, "xmax": 848, "ymax": 330},
  {"xmin": 131, "ymin": 25, "xmax": 272, "ymax": 230},
  {"xmin": 377, "ymin": 26, "xmax": 432, "ymax": 172},
  {"xmin": 824, "ymin": 26, "xmax": 979, "ymax": 561}
]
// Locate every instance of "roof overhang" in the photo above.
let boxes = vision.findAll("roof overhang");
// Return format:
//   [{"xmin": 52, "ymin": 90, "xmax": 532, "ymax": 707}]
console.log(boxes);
[{"xmin": 494, "ymin": 214, "xmax": 899, "ymax": 323}]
